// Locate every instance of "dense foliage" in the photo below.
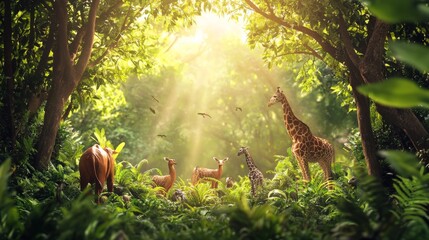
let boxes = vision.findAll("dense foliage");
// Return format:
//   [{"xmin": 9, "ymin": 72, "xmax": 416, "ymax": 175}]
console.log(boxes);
[{"xmin": 1, "ymin": 147, "xmax": 429, "ymax": 239}]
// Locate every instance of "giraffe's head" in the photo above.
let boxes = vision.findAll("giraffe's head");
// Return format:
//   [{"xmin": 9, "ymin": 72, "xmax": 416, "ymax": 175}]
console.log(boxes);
[
  {"xmin": 164, "ymin": 157, "xmax": 177, "ymax": 166},
  {"xmin": 268, "ymin": 87, "xmax": 285, "ymax": 107},
  {"xmin": 237, "ymin": 147, "xmax": 248, "ymax": 156},
  {"xmin": 213, "ymin": 157, "xmax": 229, "ymax": 165}
]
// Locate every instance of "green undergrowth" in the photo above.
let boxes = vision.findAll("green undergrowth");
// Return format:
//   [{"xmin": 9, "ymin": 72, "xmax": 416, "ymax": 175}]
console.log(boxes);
[{"xmin": 1, "ymin": 149, "xmax": 429, "ymax": 239}]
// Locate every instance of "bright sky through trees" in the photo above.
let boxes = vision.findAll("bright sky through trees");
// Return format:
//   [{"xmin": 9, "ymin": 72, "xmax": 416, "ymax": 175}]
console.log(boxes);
[
  {"xmin": 73, "ymin": 11, "xmax": 353, "ymax": 180},
  {"xmin": 148, "ymin": 13, "xmax": 268, "ymax": 179}
]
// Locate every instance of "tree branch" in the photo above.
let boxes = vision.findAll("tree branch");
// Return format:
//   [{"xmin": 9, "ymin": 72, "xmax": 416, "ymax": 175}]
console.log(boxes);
[
  {"xmin": 337, "ymin": 11, "xmax": 361, "ymax": 67},
  {"xmin": 70, "ymin": 0, "xmax": 123, "ymax": 62},
  {"xmin": 88, "ymin": 6, "xmax": 133, "ymax": 67},
  {"xmin": 276, "ymin": 50, "xmax": 323, "ymax": 61},
  {"xmin": 360, "ymin": 19, "xmax": 390, "ymax": 84},
  {"xmin": 366, "ymin": 16, "xmax": 377, "ymax": 46},
  {"xmin": 61, "ymin": 97, "xmax": 73, "ymax": 121},
  {"xmin": 75, "ymin": 0, "xmax": 100, "ymax": 80},
  {"xmin": 98, "ymin": 0, "xmax": 124, "ymax": 23},
  {"xmin": 34, "ymin": 18, "xmax": 55, "ymax": 78},
  {"xmin": 88, "ymin": 5, "xmax": 145, "ymax": 68},
  {"xmin": 3, "ymin": 0, "xmax": 16, "ymax": 148},
  {"xmin": 244, "ymin": 0, "xmax": 340, "ymax": 61},
  {"xmin": 164, "ymin": 34, "xmax": 179, "ymax": 53},
  {"xmin": 53, "ymin": 0, "xmax": 72, "ymax": 74},
  {"xmin": 28, "ymin": 4, "xmax": 35, "ymax": 58},
  {"xmin": 69, "ymin": 28, "xmax": 84, "ymax": 61},
  {"xmin": 303, "ymin": 44, "xmax": 324, "ymax": 61}
]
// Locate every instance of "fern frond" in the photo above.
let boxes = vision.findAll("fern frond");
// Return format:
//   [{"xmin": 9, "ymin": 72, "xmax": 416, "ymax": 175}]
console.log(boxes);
[{"xmin": 392, "ymin": 175, "xmax": 429, "ymax": 235}]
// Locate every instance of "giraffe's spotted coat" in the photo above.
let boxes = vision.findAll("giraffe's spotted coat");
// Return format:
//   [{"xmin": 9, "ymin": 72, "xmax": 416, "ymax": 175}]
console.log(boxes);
[
  {"xmin": 268, "ymin": 87, "xmax": 334, "ymax": 182},
  {"xmin": 238, "ymin": 147, "xmax": 264, "ymax": 196}
]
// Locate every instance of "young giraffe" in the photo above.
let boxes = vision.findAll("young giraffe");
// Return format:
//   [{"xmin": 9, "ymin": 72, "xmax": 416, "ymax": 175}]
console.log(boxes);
[
  {"xmin": 237, "ymin": 147, "xmax": 264, "ymax": 196},
  {"xmin": 268, "ymin": 87, "xmax": 334, "ymax": 182}
]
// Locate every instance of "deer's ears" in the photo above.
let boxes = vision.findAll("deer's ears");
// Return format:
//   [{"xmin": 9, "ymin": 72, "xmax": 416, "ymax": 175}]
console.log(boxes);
[
  {"xmin": 213, "ymin": 157, "xmax": 219, "ymax": 162},
  {"xmin": 164, "ymin": 157, "xmax": 169, "ymax": 161},
  {"xmin": 224, "ymin": 157, "xmax": 229, "ymax": 162}
]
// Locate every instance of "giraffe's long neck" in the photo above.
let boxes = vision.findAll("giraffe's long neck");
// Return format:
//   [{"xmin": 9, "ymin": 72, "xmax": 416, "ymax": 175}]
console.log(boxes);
[
  {"xmin": 244, "ymin": 151, "xmax": 257, "ymax": 171},
  {"xmin": 280, "ymin": 93, "xmax": 312, "ymax": 142}
]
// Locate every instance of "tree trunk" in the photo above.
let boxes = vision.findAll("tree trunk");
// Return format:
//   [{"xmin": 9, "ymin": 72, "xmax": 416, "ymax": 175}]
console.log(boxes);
[
  {"xmin": 360, "ymin": 20, "xmax": 429, "ymax": 158},
  {"xmin": 352, "ymin": 86, "xmax": 381, "ymax": 177},
  {"xmin": 345, "ymin": 56, "xmax": 382, "ymax": 178},
  {"xmin": 35, "ymin": 0, "xmax": 100, "ymax": 170},
  {"xmin": 36, "ymin": 85, "xmax": 66, "ymax": 169},
  {"xmin": 3, "ymin": 0, "xmax": 16, "ymax": 150},
  {"xmin": 376, "ymin": 106, "xmax": 429, "ymax": 162}
]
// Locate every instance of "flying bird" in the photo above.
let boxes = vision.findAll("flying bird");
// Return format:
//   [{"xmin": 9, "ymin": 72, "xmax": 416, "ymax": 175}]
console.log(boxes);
[
  {"xmin": 198, "ymin": 112, "xmax": 211, "ymax": 118},
  {"xmin": 151, "ymin": 95, "xmax": 160, "ymax": 103},
  {"xmin": 157, "ymin": 134, "xmax": 167, "ymax": 138},
  {"xmin": 149, "ymin": 107, "xmax": 156, "ymax": 114},
  {"xmin": 235, "ymin": 107, "xmax": 242, "ymax": 112}
]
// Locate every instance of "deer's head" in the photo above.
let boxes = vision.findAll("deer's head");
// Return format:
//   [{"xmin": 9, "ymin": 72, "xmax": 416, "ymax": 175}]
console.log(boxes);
[{"xmin": 213, "ymin": 157, "xmax": 229, "ymax": 166}]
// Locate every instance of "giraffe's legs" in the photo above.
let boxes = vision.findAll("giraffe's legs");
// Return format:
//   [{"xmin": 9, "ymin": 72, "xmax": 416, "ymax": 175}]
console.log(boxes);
[
  {"xmin": 254, "ymin": 178, "xmax": 262, "ymax": 195},
  {"xmin": 293, "ymin": 143, "xmax": 311, "ymax": 182},
  {"xmin": 296, "ymin": 156, "xmax": 311, "ymax": 181},
  {"xmin": 318, "ymin": 158, "xmax": 333, "ymax": 181},
  {"xmin": 251, "ymin": 183, "xmax": 255, "ymax": 196},
  {"xmin": 250, "ymin": 178, "xmax": 256, "ymax": 196},
  {"xmin": 257, "ymin": 177, "xmax": 263, "ymax": 189},
  {"xmin": 317, "ymin": 157, "xmax": 334, "ymax": 190}
]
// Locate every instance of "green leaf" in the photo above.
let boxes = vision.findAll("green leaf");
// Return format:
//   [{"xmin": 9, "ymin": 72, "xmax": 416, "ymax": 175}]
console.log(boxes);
[
  {"xmin": 115, "ymin": 142, "xmax": 126, "ymax": 155},
  {"xmin": 93, "ymin": 128, "xmax": 103, "ymax": 145},
  {"xmin": 390, "ymin": 41, "xmax": 429, "ymax": 73},
  {"xmin": 379, "ymin": 150, "xmax": 420, "ymax": 177},
  {"xmin": 358, "ymin": 78, "xmax": 429, "ymax": 108},
  {"xmin": 267, "ymin": 189, "xmax": 287, "ymax": 199},
  {"xmin": 361, "ymin": 0, "xmax": 429, "ymax": 23}
]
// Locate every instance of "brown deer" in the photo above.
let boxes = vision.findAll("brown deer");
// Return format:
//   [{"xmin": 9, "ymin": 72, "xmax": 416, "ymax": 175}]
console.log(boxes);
[
  {"xmin": 152, "ymin": 157, "xmax": 177, "ymax": 193},
  {"xmin": 191, "ymin": 157, "xmax": 229, "ymax": 188}
]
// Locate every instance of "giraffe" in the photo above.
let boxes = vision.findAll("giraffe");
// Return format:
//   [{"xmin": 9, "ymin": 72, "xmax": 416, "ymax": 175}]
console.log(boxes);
[
  {"xmin": 237, "ymin": 147, "xmax": 264, "ymax": 196},
  {"xmin": 268, "ymin": 87, "xmax": 334, "ymax": 182}
]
